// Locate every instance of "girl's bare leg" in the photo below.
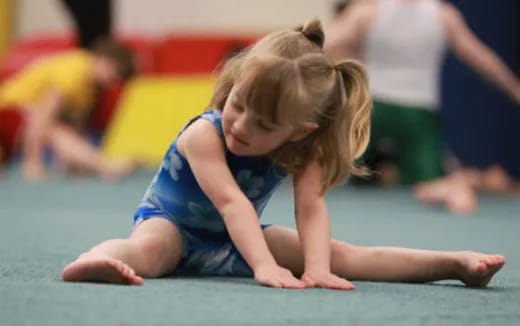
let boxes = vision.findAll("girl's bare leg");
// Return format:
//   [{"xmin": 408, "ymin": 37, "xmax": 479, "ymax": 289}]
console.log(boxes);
[
  {"xmin": 48, "ymin": 124, "xmax": 137, "ymax": 181},
  {"xmin": 62, "ymin": 218, "xmax": 183, "ymax": 285},
  {"xmin": 264, "ymin": 226, "xmax": 505, "ymax": 287}
]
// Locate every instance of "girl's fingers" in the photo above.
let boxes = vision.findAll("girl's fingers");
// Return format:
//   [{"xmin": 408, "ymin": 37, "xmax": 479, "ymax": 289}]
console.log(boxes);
[
  {"xmin": 301, "ymin": 275, "xmax": 316, "ymax": 288},
  {"xmin": 261, "ymin": 279, "xmax": 282, "ymax": 288},
  {"xmin": 325, "ymin": 277, "xmax": 355, "ymax": 290},
  {"xmin": 282, "ymin": 277, "xmax": 305, "ymax": 289},
  {"xmin": 305, "ymin": 274, "xmax": 356, "ymax": 290},
  {"xmin": 258, "ymin": 276, "xmax": 302, "ymax": 289}
]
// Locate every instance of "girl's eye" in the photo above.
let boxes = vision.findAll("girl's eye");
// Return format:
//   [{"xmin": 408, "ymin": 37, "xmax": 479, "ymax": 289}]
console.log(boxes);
[
  {"xmin": 233, "ymin": 103, "xmax": 244, "ymax": 112},
  {"xmin": 257, "ymin": 121, "xmax": 274, "ymax": 132}
]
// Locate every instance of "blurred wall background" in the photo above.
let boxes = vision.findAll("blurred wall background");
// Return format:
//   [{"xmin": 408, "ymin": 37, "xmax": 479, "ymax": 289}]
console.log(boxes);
[
  {"xmin": 442, "ymin": 0, "xmax": 520, "ymax": 177},
  {"xmin": 14, "ymin": 0, "xmax": 336, "ymax": 37}
]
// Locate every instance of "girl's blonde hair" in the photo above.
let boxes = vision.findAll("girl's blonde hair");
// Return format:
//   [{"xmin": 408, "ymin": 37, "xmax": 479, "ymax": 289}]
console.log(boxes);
[{"xmin": 210, "ymin": 19, "xmax": 372, "ymax": 190}]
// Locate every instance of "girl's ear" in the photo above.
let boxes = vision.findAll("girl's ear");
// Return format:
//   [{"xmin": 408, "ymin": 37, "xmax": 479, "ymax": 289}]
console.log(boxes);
[{"xmin": 288, "ymin": 122, "xmax": 319, "ymax": 142}]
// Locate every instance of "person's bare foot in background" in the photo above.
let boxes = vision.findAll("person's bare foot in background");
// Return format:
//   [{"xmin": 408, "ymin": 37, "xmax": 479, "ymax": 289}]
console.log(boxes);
[
  {"xmin": 99, "ymin": 158, "xmax": 141, "ymax": 182},
  {"xmin": 479, "ymin": 165, "xmax": 514, "ymax": 194},
  {"xmin": 62, "ymin": 157, "xmax": 141, "ymax": 182},
  {"xmin": 414, "ymin": 172, "xmax": 477, "ymax": 215}
]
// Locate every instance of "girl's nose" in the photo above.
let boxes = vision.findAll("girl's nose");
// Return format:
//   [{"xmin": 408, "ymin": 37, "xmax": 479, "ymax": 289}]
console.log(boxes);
[{"xmin": 232, "ymin": 115, "xmax": 249, "ymax": 137}]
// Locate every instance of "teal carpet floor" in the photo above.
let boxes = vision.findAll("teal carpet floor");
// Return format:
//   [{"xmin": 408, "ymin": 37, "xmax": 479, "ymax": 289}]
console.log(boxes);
[{"xmin": 1, "ymin": 168, "xmax": 519, "ymax": 326}]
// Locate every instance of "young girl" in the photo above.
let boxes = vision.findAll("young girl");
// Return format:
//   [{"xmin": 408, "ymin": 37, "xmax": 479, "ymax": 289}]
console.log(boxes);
[{"xmin": 62, "ymin": 20, "xmax": 505, "ymax": 290}]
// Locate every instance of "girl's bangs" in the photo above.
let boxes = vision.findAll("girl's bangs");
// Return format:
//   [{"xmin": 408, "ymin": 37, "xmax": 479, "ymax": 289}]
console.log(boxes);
[{"xmin": 238, "ymin": 58, "xmax": 306, "ymax": 127}]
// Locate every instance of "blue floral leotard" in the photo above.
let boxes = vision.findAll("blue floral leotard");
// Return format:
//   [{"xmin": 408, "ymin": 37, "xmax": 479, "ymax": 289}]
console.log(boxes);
[{"xmin": 134, "ymin": 110, "xmax": 287, "ymax": 276}]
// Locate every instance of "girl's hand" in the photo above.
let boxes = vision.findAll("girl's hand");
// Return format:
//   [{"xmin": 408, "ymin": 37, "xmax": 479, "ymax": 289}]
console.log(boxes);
[
  {"xmin": 301, "ymin": 270, "xmax": 356, "ymax": 290},
  {"xmin": 254, "ymin": 264, "xmax": 306, "ymax": 289}
]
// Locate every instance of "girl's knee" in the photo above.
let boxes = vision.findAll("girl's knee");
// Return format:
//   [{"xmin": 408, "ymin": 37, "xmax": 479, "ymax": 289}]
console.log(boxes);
[
  {"xmin": 331, "ymin": 240, "xmax": 356, "ymax": 258},
  {"xmin": 132, "ymin": 234, "xmax": 182, "ymax": 277},
  {"xmin": 134, "ymin": 234, "xmax": 173, "ymax": 256}
]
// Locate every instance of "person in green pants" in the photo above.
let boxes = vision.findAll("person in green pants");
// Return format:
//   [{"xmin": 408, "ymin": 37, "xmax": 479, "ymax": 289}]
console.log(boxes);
[{"xmin": 367, "ymin": 101, "xmax": 443, "ymax": 185}]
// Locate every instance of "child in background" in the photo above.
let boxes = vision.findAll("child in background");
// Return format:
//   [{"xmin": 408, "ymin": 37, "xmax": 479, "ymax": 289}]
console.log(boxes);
[
  {"xmin": 62, "ymin": 20, "xmax": 505, "ymax": 289},
  {"xmin": 0, "ymin": 38, "xmax": 136, "ymax": 181}
]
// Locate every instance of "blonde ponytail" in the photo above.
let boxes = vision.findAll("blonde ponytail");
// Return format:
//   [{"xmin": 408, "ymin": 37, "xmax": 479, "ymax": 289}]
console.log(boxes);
[{"xmin": 335, "ymin": 59, "xmax": 372, "ymax": 175}]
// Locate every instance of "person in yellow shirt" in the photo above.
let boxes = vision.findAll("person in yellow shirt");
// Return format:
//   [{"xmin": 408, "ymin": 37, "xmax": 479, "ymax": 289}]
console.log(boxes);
[{"xmin": 0, "ymin": 38, "xmax": 136, "ymax": 181}]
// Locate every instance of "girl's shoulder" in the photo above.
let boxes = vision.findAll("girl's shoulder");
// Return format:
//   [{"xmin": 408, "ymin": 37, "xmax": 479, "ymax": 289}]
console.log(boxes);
[
  {"xmin": 200, "ymin": 109, "xmax": 222, "ymax": 123},
  {"xmin": 181, "ymin": 109, "xmax": 223, "ymax": 137},
  {"xmin": 175, "ymin": 109, "xmax": 224, "ymax": 160}
]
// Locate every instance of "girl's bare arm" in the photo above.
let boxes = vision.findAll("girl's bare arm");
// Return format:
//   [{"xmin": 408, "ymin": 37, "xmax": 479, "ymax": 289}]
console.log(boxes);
[
  {"xmin": 179, "ymin": 119, "xmax": 303, "ymax": 288},
  {"xmin": 293, "ymin": 160, "xmax": 354, "ymax": 290}
]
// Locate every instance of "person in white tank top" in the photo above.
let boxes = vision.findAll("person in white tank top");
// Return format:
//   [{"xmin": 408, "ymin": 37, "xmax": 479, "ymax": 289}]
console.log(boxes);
[
  {"xmin": 327, "ymin": 0, "xmax": 520, "ymax": 106},
  {"xmin": 325, "ymin": 0, "xmax": 520, "ymax": 214}
]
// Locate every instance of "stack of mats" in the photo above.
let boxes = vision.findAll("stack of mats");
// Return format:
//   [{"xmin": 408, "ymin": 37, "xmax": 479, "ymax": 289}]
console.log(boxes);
[{"xmin": 101, "ymin": 76, "xmax": 215, "ymax": 166}]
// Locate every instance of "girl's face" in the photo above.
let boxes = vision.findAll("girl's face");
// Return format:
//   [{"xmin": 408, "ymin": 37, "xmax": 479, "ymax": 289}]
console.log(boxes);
[{"xmin": 221, "ymin": 87, "xmax": 295, "ymax": 156}]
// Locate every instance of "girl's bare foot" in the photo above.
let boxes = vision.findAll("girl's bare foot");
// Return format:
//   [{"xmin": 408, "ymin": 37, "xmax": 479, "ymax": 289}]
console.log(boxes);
[
  {"xmin": 457, "ymin": 252, "xmax": 506, "ymax": 287},
  {"xmin": 62, "ymin": 255, "xmax": 144, "ymax": 285}
]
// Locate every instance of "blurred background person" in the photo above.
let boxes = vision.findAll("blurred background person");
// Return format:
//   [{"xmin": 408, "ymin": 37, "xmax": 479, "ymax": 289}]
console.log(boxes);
[
  {"xmin": 325, "ymin": 0, "xmax": 520, "ymax": 213},
  {"xmin": 0, "ymin": 39, "xmax": 136, "ymax": 181}
]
